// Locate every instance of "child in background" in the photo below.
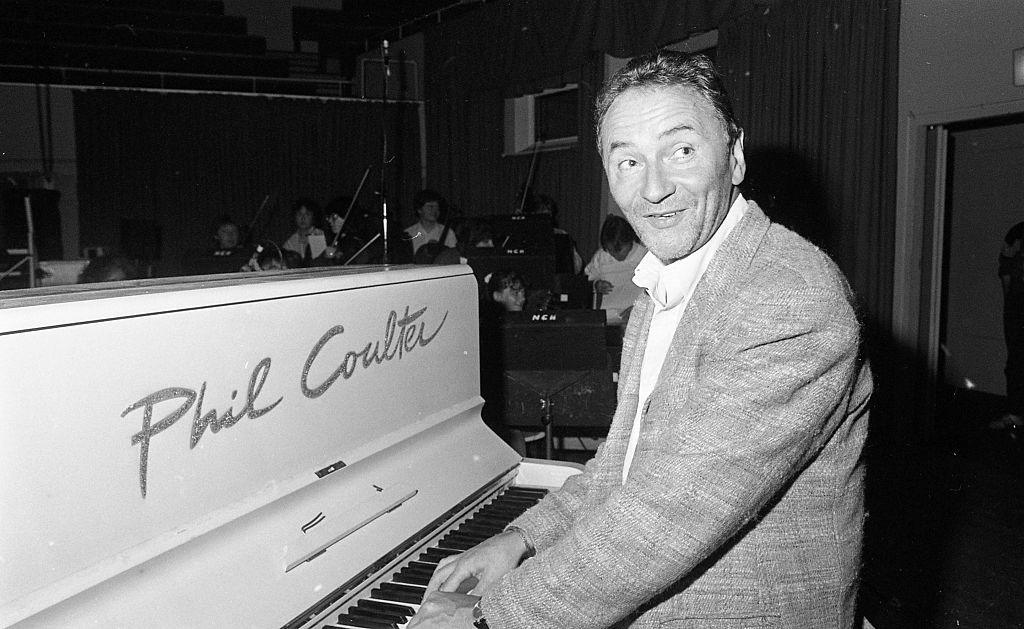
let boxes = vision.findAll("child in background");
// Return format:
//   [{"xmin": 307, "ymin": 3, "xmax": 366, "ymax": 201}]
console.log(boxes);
[{"xmin": 585, "ymin": 214, "xmax": 647, "ymax": 325}]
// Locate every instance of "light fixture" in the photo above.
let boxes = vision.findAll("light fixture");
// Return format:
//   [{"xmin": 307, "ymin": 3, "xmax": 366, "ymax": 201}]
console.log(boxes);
[{"xmin": 1015, "ymin": 47, "xmax": 1024, "ymax": 86}]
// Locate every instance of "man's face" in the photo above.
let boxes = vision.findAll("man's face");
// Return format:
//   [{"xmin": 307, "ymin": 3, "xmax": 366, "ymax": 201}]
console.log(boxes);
[
  {"xmin": 295, "ymin": 206, "xmax": 314, "ymax": 231},
  {"xmin": 216, "ymin": 223, "xmax": 240, "ymax": 249},
  {"xmin": 599, "ymin": 84, "xmax": 745, "ymax": 263},
  {"xmin": 418, "ymin": 201, "xmax": 441, "ymax": 224},
  {"xmin": 494, "ymin": 283, "xmax": 526, "ymax": 312}
]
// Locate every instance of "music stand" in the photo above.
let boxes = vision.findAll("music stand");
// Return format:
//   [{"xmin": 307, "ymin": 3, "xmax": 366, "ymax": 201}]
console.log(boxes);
[
  {"xmin": 0, "ymin": 195, "xmax": 37, "ymax": 288},
  {"xmin": 500, "ymin": 310, "xmax": 608, "ymax": 458}
]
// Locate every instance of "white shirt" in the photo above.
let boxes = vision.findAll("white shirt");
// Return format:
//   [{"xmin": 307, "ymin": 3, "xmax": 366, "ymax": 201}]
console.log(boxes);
[
  {"xmin": 584, "ymin": 242, "xmax": 649, "ymax": 324},
  {"xmin": 621, "ymin": 194, "xmax": 748, "ymax": 483},
  {"xmin": 404, "ymin": 222, "xmax": 456, "ymax": 254}
]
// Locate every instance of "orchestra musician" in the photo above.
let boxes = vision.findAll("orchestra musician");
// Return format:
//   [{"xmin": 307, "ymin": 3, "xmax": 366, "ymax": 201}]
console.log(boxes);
[
  {"xmin": 406, "ymin": 189, "xmax": 457, "ymax": 261},
  {"xmin": 410, "ymin": 50, "xmax": 872, "ymax": 629},
  {"xmin": 282, "ymin": 197, "xmax": 325, "ymax": 267},
  {"xmin": 320, "ymin": 195, "xmax": 376, "ymax": 265}
]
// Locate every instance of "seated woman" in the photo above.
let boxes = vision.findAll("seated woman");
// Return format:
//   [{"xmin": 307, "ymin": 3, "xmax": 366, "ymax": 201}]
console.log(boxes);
[
  {"xmin": 479, "ymin": 269, "xmax": 545, "ymax": 455},
  {"xmin": 584, "ymin": 214, "xmax": 648, "ymax": 325},
  {"xmin": 282, "ymin": 197, "xmax": 325, "ymax": 267},
  {"xmin": 405, "ymin": 189, "xmax": 457, "ymax": 263}
]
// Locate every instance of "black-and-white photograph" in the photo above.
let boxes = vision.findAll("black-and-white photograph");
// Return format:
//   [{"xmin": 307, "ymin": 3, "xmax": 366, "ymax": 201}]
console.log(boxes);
[{"xmin": 0, "ymin": 1, "xmax": 1021, "ymax": 627}]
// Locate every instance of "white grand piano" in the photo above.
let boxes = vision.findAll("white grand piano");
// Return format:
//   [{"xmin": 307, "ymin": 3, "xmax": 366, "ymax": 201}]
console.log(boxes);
[{"xmin": 0, "ymin": 264, "xmax": 581, "ymax": 628}]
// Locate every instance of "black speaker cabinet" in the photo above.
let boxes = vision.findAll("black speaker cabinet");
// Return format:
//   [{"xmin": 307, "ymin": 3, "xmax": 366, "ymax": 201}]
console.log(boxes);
[
  {"xmin": 499, "ymin": 310, "xmax": 608, "ymax": 371},
  {"xmin": 503, "ymin": 369, "xmax": 617, "ymax": 430}
]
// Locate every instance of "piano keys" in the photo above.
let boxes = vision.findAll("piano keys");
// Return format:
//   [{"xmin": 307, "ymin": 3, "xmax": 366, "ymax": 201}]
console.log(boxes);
[
  {"xmin": 314, "ymin": 485, "xmax": 547, "ymax": 629},
  {"xmin": 0, "ymin": 264, "xmax": 581, "ymax": 628}
]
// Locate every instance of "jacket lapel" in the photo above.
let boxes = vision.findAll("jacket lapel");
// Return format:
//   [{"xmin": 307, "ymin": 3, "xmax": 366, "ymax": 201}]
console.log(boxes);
[
  {"xmin": 657, "ymin": 202, "xmax": 772, "ymax": 391},
  {"xmin": 595, "ymin": 202, "xmax": 772, "ymax": 478}
]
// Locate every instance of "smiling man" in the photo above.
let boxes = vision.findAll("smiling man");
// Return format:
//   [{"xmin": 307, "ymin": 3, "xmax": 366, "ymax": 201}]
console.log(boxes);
[{"xmin": 410, "ymin": 50, "xmax": 873, "ymax": 629}]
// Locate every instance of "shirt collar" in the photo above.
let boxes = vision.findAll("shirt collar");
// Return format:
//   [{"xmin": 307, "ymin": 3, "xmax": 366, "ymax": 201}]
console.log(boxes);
[{"xmin": 632, "ymin": 193, "xmax": 748, "ymax": 310}]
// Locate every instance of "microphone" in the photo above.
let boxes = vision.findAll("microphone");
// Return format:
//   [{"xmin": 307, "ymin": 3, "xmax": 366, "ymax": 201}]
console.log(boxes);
[{"xmin": 382, "ymin": 39, "xmax": 390, "ymax": 77}]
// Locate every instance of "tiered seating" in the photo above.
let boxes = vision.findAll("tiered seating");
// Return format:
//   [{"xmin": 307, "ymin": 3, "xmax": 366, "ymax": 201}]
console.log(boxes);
[
  {"xmin": 0, "ymin": 0, "xmax": 288, "ymax": 81},
  {"xmin": 292, "ymin": 0, "xmax": 469, "ymax": 77}
]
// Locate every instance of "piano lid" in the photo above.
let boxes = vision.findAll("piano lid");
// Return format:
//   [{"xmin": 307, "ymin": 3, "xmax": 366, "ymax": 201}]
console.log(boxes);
[{"xmin": 0, "ymin": 265, "xmax": 521, "ymax": 627}]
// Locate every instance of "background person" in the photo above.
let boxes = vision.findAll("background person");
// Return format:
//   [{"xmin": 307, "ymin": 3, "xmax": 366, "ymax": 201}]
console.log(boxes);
[
  {"xmin": 585, "ymin": 213, "xmax": 648, "ymax": 325},
  {"xmin": 991, "ymin": 220, "xmax": 1024, "ymax": 433},
  {"xmin": 282, "ymin": 197, "xmax": 325, "ymax": 266},
  {"xmin": 405, "ymin": 189, "xmax": 457, "ymax": 259}
]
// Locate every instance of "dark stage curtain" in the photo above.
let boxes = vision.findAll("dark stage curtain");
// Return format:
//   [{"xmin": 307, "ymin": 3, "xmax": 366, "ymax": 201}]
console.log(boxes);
[
  {"xmin": 423, "ymin": 0, "xmax": 754, "ymax": 260},
  {"xmin": 423, "ymin": 0, "xmax": 897, "ymax": 331},
  {"xmin": 717, "ymin": 0, "xmax": 898, "ymax": 332},
  {"xmin": 424, "ymin": 53, "xmax": 607, "ymax": 261},
  {"xmin": 74, "ymin": 90, "xmax": 421, "ymax": 277},
  {"xmin": 716, "ymin": 0, "xmax": 900, "ymax": 433}
]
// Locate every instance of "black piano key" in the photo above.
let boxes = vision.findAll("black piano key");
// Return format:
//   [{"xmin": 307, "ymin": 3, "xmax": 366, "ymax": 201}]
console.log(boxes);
[
  {"xmin": 437, "ymin": 537, "xmax": 476, "ymax": 551},
  {"xmin": 478, "ymin": 503, "xmax": 529, "ymax": 513},
  {"xmin": 506, "ymin": 487, "xmax": 548, "ymax": 497},
  {"xmin": 419, "ymin": 547, "xmax": 461, "ymax": 563},
  {"xmin": 446, "ymin": 530, "xmax": 490, "ymax": 543},
  {"xmin": 393, "ymin": 572, "xmax": 430, "ymax": 586},
  {"xmin": 380, "ymin": 582, "xmax": 426, "ymax": 596},
  {"xmin": 400, "ymin": 563, "xmax": 434, "ymax": 575},
  {"xmin": 355, "ymin": 599, "xmax": 416, "ymax": 617},
  {"xmin": 458, "ymin": 522, "xmax": 503, "ymax": 533},
  {"xmin": 370, "ymin": 584, "xmax": 424, "ymax": 605},
  {"xmin": 439, "ymin": 531, "xmax": 483, "ymax": 544},
  {"xmin": 472, "ymin": 514, "xmax": 522, "ymax": 524},
  {"xmin": 398, "ymin": 566, "xmax": 434, "ymax": 579},
  {"xmin": 493, "ymin": 499, "xmax": 537, "ymax": 509},
  {"xmin": 334, "ymin": 486, "xmax": 549, "ymax": 627},
  {"xmin": 347, "ymin": 606, "xmax": 407, "ymax": 624},
  {"xmin": 333, "ymin": 613, "xmax": 397, "ymax": 629},
  {"xmin": 407, "ymin": 560, "xmax": 438, "ymax": 573}
]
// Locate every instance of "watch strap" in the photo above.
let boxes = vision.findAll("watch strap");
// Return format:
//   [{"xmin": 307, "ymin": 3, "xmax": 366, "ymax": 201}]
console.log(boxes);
[{"xmin": 471, "ymin": 599, "xmax": 490, "ymax": 628}]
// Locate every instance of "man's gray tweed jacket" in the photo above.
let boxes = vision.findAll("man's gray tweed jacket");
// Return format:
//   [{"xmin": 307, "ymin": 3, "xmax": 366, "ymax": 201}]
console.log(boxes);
[{"xmin": 483, "ymin": 201, "xmax": 873, "ymax": 628}]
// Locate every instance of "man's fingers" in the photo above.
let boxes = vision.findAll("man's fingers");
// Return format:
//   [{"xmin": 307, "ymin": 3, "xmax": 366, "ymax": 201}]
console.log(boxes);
[
  {"xmin": 439, "ymin": 562, "xmax": 474, "ymax": 593},
  {"xmin": 425, "ymin": 558, "xmax": 456, "ymax": 593}
]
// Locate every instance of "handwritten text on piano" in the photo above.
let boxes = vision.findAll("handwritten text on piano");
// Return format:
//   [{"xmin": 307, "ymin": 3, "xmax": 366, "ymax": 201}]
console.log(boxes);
[
  {"xmin": 119, "ymin": 306, "xmax": 448, "ymax": 498},
  {"xmin": 120, "ymin": 357, "xmax": 283, "ymax": 498},
  {"xmin": 301, "ymin": 306, "xmax": 448, "ymax": 399}
]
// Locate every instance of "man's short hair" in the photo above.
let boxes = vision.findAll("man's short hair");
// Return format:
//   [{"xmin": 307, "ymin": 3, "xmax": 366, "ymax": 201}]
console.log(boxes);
[
  {"xmin": 594, "ymin": 50, "xmax": 742, "ymax": 151},
  {"xmin": 413, "ymin": 189, "xmax": 444, "ymax": 210},
  {"xmin": 486, "ymin": 269, "xmax": 525, "ymax": 295},
  {"xmin": 292, "ymin": 197, "xmax": 321, "ymax": 218}
]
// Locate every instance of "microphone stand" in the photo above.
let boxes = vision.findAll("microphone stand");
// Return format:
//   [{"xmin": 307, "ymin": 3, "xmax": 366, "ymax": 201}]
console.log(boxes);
[
  {"xmin": 245, "ymin": 194, "xmax": 272, "ymax": 246},
  {"xmin": 330, "ymin": 164, "xmax": 373, "ymax": 249},
  {"xmin": 516, "ymin": 141, "xmax": 542, "ymax": 214},
  {"xmin": 379, "ymin": 39, "xmax": 391, "ymax": 264}
]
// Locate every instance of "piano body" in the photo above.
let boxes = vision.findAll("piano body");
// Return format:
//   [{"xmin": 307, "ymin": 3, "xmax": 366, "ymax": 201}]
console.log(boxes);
[{"xmin": 0, "ymin": 264, "xmax": 582, "ymax": 628}]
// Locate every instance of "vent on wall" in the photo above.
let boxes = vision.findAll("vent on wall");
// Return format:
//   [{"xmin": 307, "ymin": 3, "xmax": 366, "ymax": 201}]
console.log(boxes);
[{"xmin": 503, "ymin": 84, "xmax": 579, "ymax": 156}]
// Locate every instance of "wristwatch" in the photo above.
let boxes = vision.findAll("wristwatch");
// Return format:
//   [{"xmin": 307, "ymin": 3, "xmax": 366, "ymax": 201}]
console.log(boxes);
[{"xmin": 471, "ymin": 600, "xmax": 490, "ymax": 629}]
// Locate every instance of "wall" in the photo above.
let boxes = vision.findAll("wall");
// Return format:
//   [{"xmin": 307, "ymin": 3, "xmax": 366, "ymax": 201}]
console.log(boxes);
[
  {"xmin": 943, "ymin": 122, "xmax": 1024, "ymax": 395},
  {"xmin": 894, "ymin": 0, "xmax": 1024, "ymax": 348}
]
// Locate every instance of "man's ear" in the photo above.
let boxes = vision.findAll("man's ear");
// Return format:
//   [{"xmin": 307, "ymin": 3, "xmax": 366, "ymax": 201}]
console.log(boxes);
[{"xmin": 730, "ymin": 130, "xmax": 746, "ymax": 186}]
